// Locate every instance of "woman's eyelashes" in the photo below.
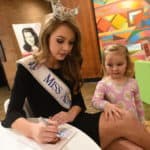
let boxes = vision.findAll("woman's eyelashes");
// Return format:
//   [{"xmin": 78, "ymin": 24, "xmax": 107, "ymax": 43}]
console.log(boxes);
[
  {"xmin": 56, "ymin": 38, "xmax": 74, "ymax": 46},
  {"xmin": 56, "ymin": 38, "xmax": 64, "ymax": 44}
]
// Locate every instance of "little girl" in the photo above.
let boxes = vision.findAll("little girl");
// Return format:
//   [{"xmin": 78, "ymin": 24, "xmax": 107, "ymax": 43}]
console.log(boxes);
[{"xmin": 92, "ymin": 44, "xmax": 145, "ymax": 122}]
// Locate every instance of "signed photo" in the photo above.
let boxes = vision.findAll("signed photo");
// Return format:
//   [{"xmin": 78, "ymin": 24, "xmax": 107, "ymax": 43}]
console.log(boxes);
[{"xmin": 12, "ymin": 23, "xmax": 41, "ymax": 56}]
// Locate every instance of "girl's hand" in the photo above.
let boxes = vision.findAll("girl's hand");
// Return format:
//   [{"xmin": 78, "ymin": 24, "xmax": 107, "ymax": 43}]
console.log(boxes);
[
  {"xmin": 51, "ymin": 111, "xmax": 74, "ymax": 125},
  {"xmin": 31, "ymin": 119, "xmax": 60, "ymax": 144},
  {"xmin": 104, "ymin": 103, "xmax": 125, "ymax": 121}
]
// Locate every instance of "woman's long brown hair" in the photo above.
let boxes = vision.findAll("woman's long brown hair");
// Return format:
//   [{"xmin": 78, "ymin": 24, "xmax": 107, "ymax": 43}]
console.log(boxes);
[{"xmin": 33, "ymin": 14, "xmax": 83, "ymax": 94}]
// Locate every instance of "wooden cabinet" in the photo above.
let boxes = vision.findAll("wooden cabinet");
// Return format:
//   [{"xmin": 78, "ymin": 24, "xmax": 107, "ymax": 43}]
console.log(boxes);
[{"xmin": 62, "ymin": 0, "xmax": 102, "ymax": 79}]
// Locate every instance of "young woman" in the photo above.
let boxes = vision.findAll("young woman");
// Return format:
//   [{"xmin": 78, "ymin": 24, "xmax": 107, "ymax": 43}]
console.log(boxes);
[{"xmin": 2, "ymin": 1, "xmax": 150, "ymax": 149}]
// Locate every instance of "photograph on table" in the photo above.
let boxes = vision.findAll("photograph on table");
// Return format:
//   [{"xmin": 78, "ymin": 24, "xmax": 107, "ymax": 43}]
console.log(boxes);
[{"xmin": 12, "ymin": 23, "xmax": 41, "ymax": 57}]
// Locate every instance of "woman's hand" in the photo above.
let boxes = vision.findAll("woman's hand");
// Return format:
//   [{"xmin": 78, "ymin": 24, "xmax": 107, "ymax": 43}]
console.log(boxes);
[
  {"xmin": 31, "ymin": 119, "xmax": 60, "ymax": 144},
  {"xmin": 104, "ymin": 103, "xmax": 125, "ymax": 121},
  {"xmin": 51, "ymin": 111, "xmax": 74, "ymax": 125}
]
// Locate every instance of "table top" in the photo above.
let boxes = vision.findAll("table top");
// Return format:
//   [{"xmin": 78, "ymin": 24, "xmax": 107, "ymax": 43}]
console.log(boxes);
[{"xmin": 0, "ymin": 120, "xmax": 101, "ymax": 150}]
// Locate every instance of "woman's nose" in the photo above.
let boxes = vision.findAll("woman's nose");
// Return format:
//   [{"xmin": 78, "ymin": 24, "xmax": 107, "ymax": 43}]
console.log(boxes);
[{"xmin": 63, "ymin": 43, "xmax": 72, "ymax": 52}]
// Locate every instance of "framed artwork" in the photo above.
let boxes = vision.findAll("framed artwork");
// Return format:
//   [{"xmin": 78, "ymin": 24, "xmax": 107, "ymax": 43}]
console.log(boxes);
[
  {"xmin": 92, "ymin": 0, "xmax": 150, "ymax": 61},
  {"xmin": 12, "ymin": 23, "xmax": 41, "ymax": 57},
  {"xmin": 0, "ymin": 40, "xmax": 6, "ymax": 62}
]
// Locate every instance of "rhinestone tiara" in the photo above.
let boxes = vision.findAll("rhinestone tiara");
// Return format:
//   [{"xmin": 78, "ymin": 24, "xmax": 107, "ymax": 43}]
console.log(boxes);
[{"xmin": 47, "ymin": 0, "xmax": 79, "ymax": 21}]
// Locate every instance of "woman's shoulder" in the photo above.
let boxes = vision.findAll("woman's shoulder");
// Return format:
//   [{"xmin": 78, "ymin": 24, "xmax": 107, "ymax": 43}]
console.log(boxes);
[
  {"xmin": 17, "ymin": 63, "xmax": 27, "ymax": 71},
  {"xmin": 17, "ymin": 63, "xmax": 31, "ymax": 77}
]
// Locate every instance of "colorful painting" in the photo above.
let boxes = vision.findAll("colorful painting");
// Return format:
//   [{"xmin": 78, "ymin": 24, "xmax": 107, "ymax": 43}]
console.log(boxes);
[
  {"xmin": 92, "ymin": 0, "xmax": 150, "ymax": 61},
  {"xmin": 12, "ymin": 23, "xmax": 41, "ymax": 57}
]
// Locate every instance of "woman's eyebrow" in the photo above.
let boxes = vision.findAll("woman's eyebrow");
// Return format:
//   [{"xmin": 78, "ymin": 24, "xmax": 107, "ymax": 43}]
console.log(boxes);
[{"xmin": 56, "ymin": 36, "xmax": 75, "ymax": 41}]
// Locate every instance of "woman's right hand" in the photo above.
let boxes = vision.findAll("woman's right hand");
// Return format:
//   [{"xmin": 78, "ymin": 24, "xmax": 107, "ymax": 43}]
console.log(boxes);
[
  {"xmin": 31, "ymin": 119, "xmax": 60, "ymax": 144},
  {"xmin": 104, "ymin": 103, "xmax": 125, "ymax": 121}
]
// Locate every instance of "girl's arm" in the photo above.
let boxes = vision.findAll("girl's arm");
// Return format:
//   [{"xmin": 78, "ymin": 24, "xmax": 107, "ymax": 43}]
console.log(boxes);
[
  {"xmin": 92, "ymin": 81, "xmax": 125, "ymax": 120},
  {"xmin": 92, "ymin": 81, "xmax": 109, "ymax": 111}
]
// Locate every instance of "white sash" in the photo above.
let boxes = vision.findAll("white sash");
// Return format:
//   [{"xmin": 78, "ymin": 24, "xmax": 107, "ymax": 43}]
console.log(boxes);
[{"xmin": 17, "ymin": 55, "xmax": 72, "ymax": 109}]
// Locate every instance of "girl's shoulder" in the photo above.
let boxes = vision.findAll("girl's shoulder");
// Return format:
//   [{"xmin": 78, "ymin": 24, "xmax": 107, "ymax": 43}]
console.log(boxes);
[
  {"xmin": 98, "ymin": 77, "xmax": 108, "ymax": 83},
  {"xmin": 96, "ymin": 77, "xmax": 110, "ymax": 87},
  {"xmin": 127, "ymin": 78, "xmax": 138, "ymax": 84},
  {"xmin": 126, "ymin": 78, "xmax": 139, "ymax": 89}
]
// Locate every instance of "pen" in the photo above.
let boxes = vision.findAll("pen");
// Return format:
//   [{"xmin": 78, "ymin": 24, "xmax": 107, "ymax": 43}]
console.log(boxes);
[{"xmin": 38, "ymin": 117, "xmax": 62, "ymax": 138}]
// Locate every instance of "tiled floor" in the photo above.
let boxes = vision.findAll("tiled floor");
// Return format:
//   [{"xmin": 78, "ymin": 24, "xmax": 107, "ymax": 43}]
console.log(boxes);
[{"xmin": 0, "ymin": 82, "xmax": 150, "ymax": 121}]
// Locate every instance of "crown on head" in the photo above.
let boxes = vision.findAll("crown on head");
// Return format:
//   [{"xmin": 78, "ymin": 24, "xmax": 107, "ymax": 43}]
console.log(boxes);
[{"xmin": 49, "ymin": 0, "xmax": 78, "ymax": 21}]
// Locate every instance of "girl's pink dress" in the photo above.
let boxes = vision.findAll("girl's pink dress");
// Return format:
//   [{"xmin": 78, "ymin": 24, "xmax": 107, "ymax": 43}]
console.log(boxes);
[{"xmin": 92, "ymin": 78, "xmax": 145, "ymax": 122}]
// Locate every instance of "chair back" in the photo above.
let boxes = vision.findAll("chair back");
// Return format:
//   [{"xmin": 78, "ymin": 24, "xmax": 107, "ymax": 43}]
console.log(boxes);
[{"xmin": 4, "ymin": 98, "xmax": 33, "ymax": 117}]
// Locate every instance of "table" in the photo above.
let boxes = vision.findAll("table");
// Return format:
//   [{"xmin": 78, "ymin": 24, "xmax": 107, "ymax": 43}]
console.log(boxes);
[{"xmin": 0, "ymin": 120, "xmax": 101, "ymax": 150}]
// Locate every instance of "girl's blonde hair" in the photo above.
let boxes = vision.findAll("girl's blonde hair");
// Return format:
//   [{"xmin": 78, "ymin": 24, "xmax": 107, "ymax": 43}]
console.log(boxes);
[
  {"xmin": 33, "ymin": 13, "xmax": 83, "ymax": 93},
  {"xmin": 102, "ymin": 44, "xmax": 134, "ymax": 77}
]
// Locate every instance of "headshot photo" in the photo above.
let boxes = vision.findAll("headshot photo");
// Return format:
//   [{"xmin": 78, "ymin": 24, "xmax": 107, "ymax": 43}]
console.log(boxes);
[
  {"xmin": 12, "ymin": 23, "xmax": 41, "ymax": 57},
  {"xmin": 22, "ymin": 27, "xmax": 39, "ymax": 52}
]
